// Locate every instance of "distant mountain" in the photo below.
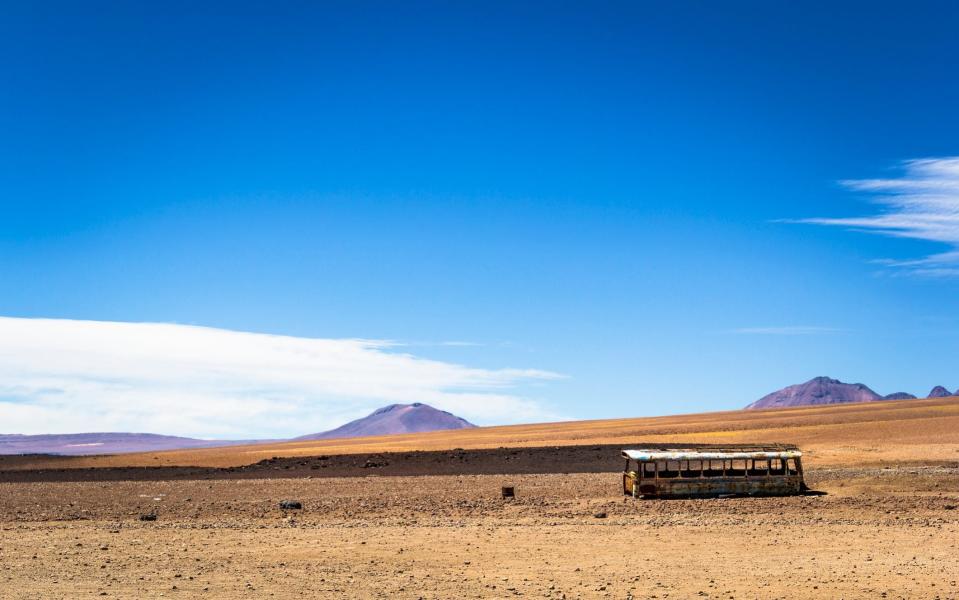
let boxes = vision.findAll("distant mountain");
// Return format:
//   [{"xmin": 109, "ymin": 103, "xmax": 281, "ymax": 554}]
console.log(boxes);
[
  {"xmin": 0, "ymin": 433, "xmax": 252, "ymax": 456},
  {"xmin": 746, "ymin": 376, "xmax": 959, "ymax": 410},
  {"xmin": 295, "ymin": 403, "xmax": 476, "ymax": 440},
  {"xmin": 0, "ymin": 403, "xmax": 476, "ymax": 456},
  {"xmin": 927, "ymin": 386, "xmax": 953, "ymax": 398},
  {"xmin": 745, "ymin": 376, "xmax": 882, "ymax": 410}
]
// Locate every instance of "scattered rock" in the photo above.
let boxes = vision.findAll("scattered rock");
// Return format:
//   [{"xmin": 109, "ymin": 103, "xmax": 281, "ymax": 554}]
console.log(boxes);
[
  {"xmin": 139, "ymin": 513, "xmax": 157, "ymax": 522},
  {"xmin": 593, "ymin": 511, "xmax": 607, "ymax": 519},
  {"xmin": 278, "ymin": 500, "xmax": 302, "ymax": 510}
]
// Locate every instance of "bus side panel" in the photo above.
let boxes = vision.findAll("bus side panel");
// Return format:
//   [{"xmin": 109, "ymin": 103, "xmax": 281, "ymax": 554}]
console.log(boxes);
[{"xmin": 643, "ymin": 476, "xmax": 802, "ymax": 498}]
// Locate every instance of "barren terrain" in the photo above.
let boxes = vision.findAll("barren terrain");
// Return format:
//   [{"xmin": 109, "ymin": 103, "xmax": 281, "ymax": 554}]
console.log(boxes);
[
  {"xmin": 2, "ymin": 398, "xmax": 958, "ymax": 599},
  {"xmin": 5, "ymin": 395, "xmax": 958, "ymax": 471}
]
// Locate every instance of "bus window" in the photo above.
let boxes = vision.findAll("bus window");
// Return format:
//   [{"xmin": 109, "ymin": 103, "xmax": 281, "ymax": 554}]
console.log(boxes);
[
  {"xmin": 727, "ymin": 459, "xmax": 746, "ymax": 477},
  {"xmin": 786, "ymin": 458, "xmax": 799, "ymax": 475},
  {"xmin": 681, "ymin": 460, "xmax": 702, "ymax": 478},
  {"xmin": 704, "ymin": 460, "xmax": 723, "ymax": 477},
  {"xmin": 769, "ymin": 458, "xmax": 785, "ymax": 475},
  {"xmin": 660, "ymin": 460, "xmax": 680, "ymax": 478},
  {"xmin": 748, "ymin": 459, "xmax": 768, "ymax": 476},
  {"xmin": 642, "ymin": 462, "xmax": 656, "ymax": 478}
]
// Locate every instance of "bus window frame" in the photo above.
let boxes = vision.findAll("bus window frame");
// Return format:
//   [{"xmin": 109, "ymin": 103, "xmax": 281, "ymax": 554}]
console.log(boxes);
[
  {"xmin": 770, "ymin": 458, "xmax": 785, "ymax": 476},
  {"xmin": 681, "ymin": 460, "xmax": 702, "ymax": 478},
  {"xmin": 640, "ymin": 460, "xmax": 657, "ymax": 479}
]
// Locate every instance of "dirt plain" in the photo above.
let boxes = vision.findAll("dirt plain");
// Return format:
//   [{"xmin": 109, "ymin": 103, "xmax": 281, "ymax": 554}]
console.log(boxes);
[{"xmin": 2, "ymin": 397, "xmax": 959, "ymax": 599}]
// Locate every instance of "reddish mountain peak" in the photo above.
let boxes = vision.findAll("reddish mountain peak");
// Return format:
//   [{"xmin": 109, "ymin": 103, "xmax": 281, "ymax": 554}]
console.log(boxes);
[
  {"xmin": 745, "ymin": 376, "xmax": 881, "ymax": 410},
  {"xmin": 294, "ymin": 403, "xmax": 476, "ymax": 441}
]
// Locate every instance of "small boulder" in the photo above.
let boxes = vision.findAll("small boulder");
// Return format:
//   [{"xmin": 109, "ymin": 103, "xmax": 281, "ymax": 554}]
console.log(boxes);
[{"xmin": 279, "ymin": 500, "xmax": 302, "ymax": 510}]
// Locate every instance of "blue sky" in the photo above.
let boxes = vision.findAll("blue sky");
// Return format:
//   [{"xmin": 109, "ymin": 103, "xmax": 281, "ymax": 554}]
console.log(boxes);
[{"xmin": 1, "ymin": 2, "xmax": 958, "ymax": 436}]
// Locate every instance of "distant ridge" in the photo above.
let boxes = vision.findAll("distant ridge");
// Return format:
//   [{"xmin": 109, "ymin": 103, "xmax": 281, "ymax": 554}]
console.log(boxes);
[
  {"xmin": 883, "ymin": 392, "xmax": 917, "ymax": 400},
  {"xmin": 746, "ymin": 376, "xmax": 956, "ymax": 410},
  {"xmin": 294, "ymin": 403, "xmax": 476, "ymax": 440},
  {"xmin": 0, "ymin": 433, "xmax": 252, "ymax": 456},
  {"xmin": 1, "ymin": 403, "xmax": 476, "ymax": 456}
]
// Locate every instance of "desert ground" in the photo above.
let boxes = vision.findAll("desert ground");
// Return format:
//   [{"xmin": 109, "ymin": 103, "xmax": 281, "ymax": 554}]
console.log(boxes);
[{"xmin": 2, "ymin": 397, "xmax": 958, "ymax": 599}]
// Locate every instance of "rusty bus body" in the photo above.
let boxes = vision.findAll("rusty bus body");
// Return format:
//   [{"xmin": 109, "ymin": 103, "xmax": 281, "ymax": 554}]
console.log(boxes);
[{"xmin": 622, "ymin": 446, "xmax": 804, "ymax": 499}]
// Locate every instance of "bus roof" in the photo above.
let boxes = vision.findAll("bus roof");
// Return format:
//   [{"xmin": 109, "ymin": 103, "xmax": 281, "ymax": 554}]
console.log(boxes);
[{"xmin": 622, "ymin": 449, "xmax": 802, "ymax": 461}]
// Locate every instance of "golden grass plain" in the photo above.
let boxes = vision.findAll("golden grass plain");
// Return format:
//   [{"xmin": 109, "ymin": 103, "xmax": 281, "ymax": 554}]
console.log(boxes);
[{"xmin": 9, "ymin": 395, "xmax": 959, "ymax": 470}]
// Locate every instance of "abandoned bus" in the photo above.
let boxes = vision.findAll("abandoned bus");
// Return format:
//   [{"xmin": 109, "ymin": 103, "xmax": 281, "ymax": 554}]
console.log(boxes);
[{"xmin": 622, "ymin": 446, "xmax": 804, "ymax": 498}]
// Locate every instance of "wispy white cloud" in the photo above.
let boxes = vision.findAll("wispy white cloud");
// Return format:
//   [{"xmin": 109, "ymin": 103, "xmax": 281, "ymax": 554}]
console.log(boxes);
[
  {"xmin": 799, "ymin": 157, "xmax": 959, "ymax": 276},
  {"xmin": 0, "ymin": 317, "xmax": 562, "ymax": 438},
  {"xmin": 724, "ymin": 326, "xmax": 842, "ymax": 336},
  {"xmin": 400, "ymin": 340, "xmax": 485, "ymax": 348}
]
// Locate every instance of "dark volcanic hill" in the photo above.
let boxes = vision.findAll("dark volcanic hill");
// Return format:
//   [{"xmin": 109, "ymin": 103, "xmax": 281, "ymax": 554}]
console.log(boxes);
[
  {"xmin": 883, "ymin": 392, "xmax": 917, "ymax": 400},
  {"xmin": 745, "ymin": 376, "xmax": 882, "ymax": 410},
  {"xmin": 295, "ymin": 403, "xmax": 476, "ymax": 440},
  {"xmin": 0, "ymin": 433, "xmax": 251, "ymax": 456},
  {"xmin": 927, "ymin": 386, "xmax": 953, "ymax": 398}
]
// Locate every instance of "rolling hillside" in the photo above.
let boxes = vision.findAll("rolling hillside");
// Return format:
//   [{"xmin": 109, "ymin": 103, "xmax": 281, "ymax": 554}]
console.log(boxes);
[{"xmin": 4, "ymin": 394, "xmax": 958, "ymax": 471}]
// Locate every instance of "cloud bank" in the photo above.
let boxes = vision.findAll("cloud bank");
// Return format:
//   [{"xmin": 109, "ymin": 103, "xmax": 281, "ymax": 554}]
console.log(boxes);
[
  {"xmin": 0, "ymin": 317, "xmax": 561, "ymax": 438},
  {"xmin": 801, "ymin": 157, "xmax": 959, "ymax": 277}
]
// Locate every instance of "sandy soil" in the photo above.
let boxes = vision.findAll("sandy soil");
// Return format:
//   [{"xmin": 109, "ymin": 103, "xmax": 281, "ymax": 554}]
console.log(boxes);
[
  {"xmin": 2, "ymin": 398, "xmax": 959, "ymax": 599},
  {"xmin": 1, "ymin": 467, "xmax": 957, "ymax": 599}
]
